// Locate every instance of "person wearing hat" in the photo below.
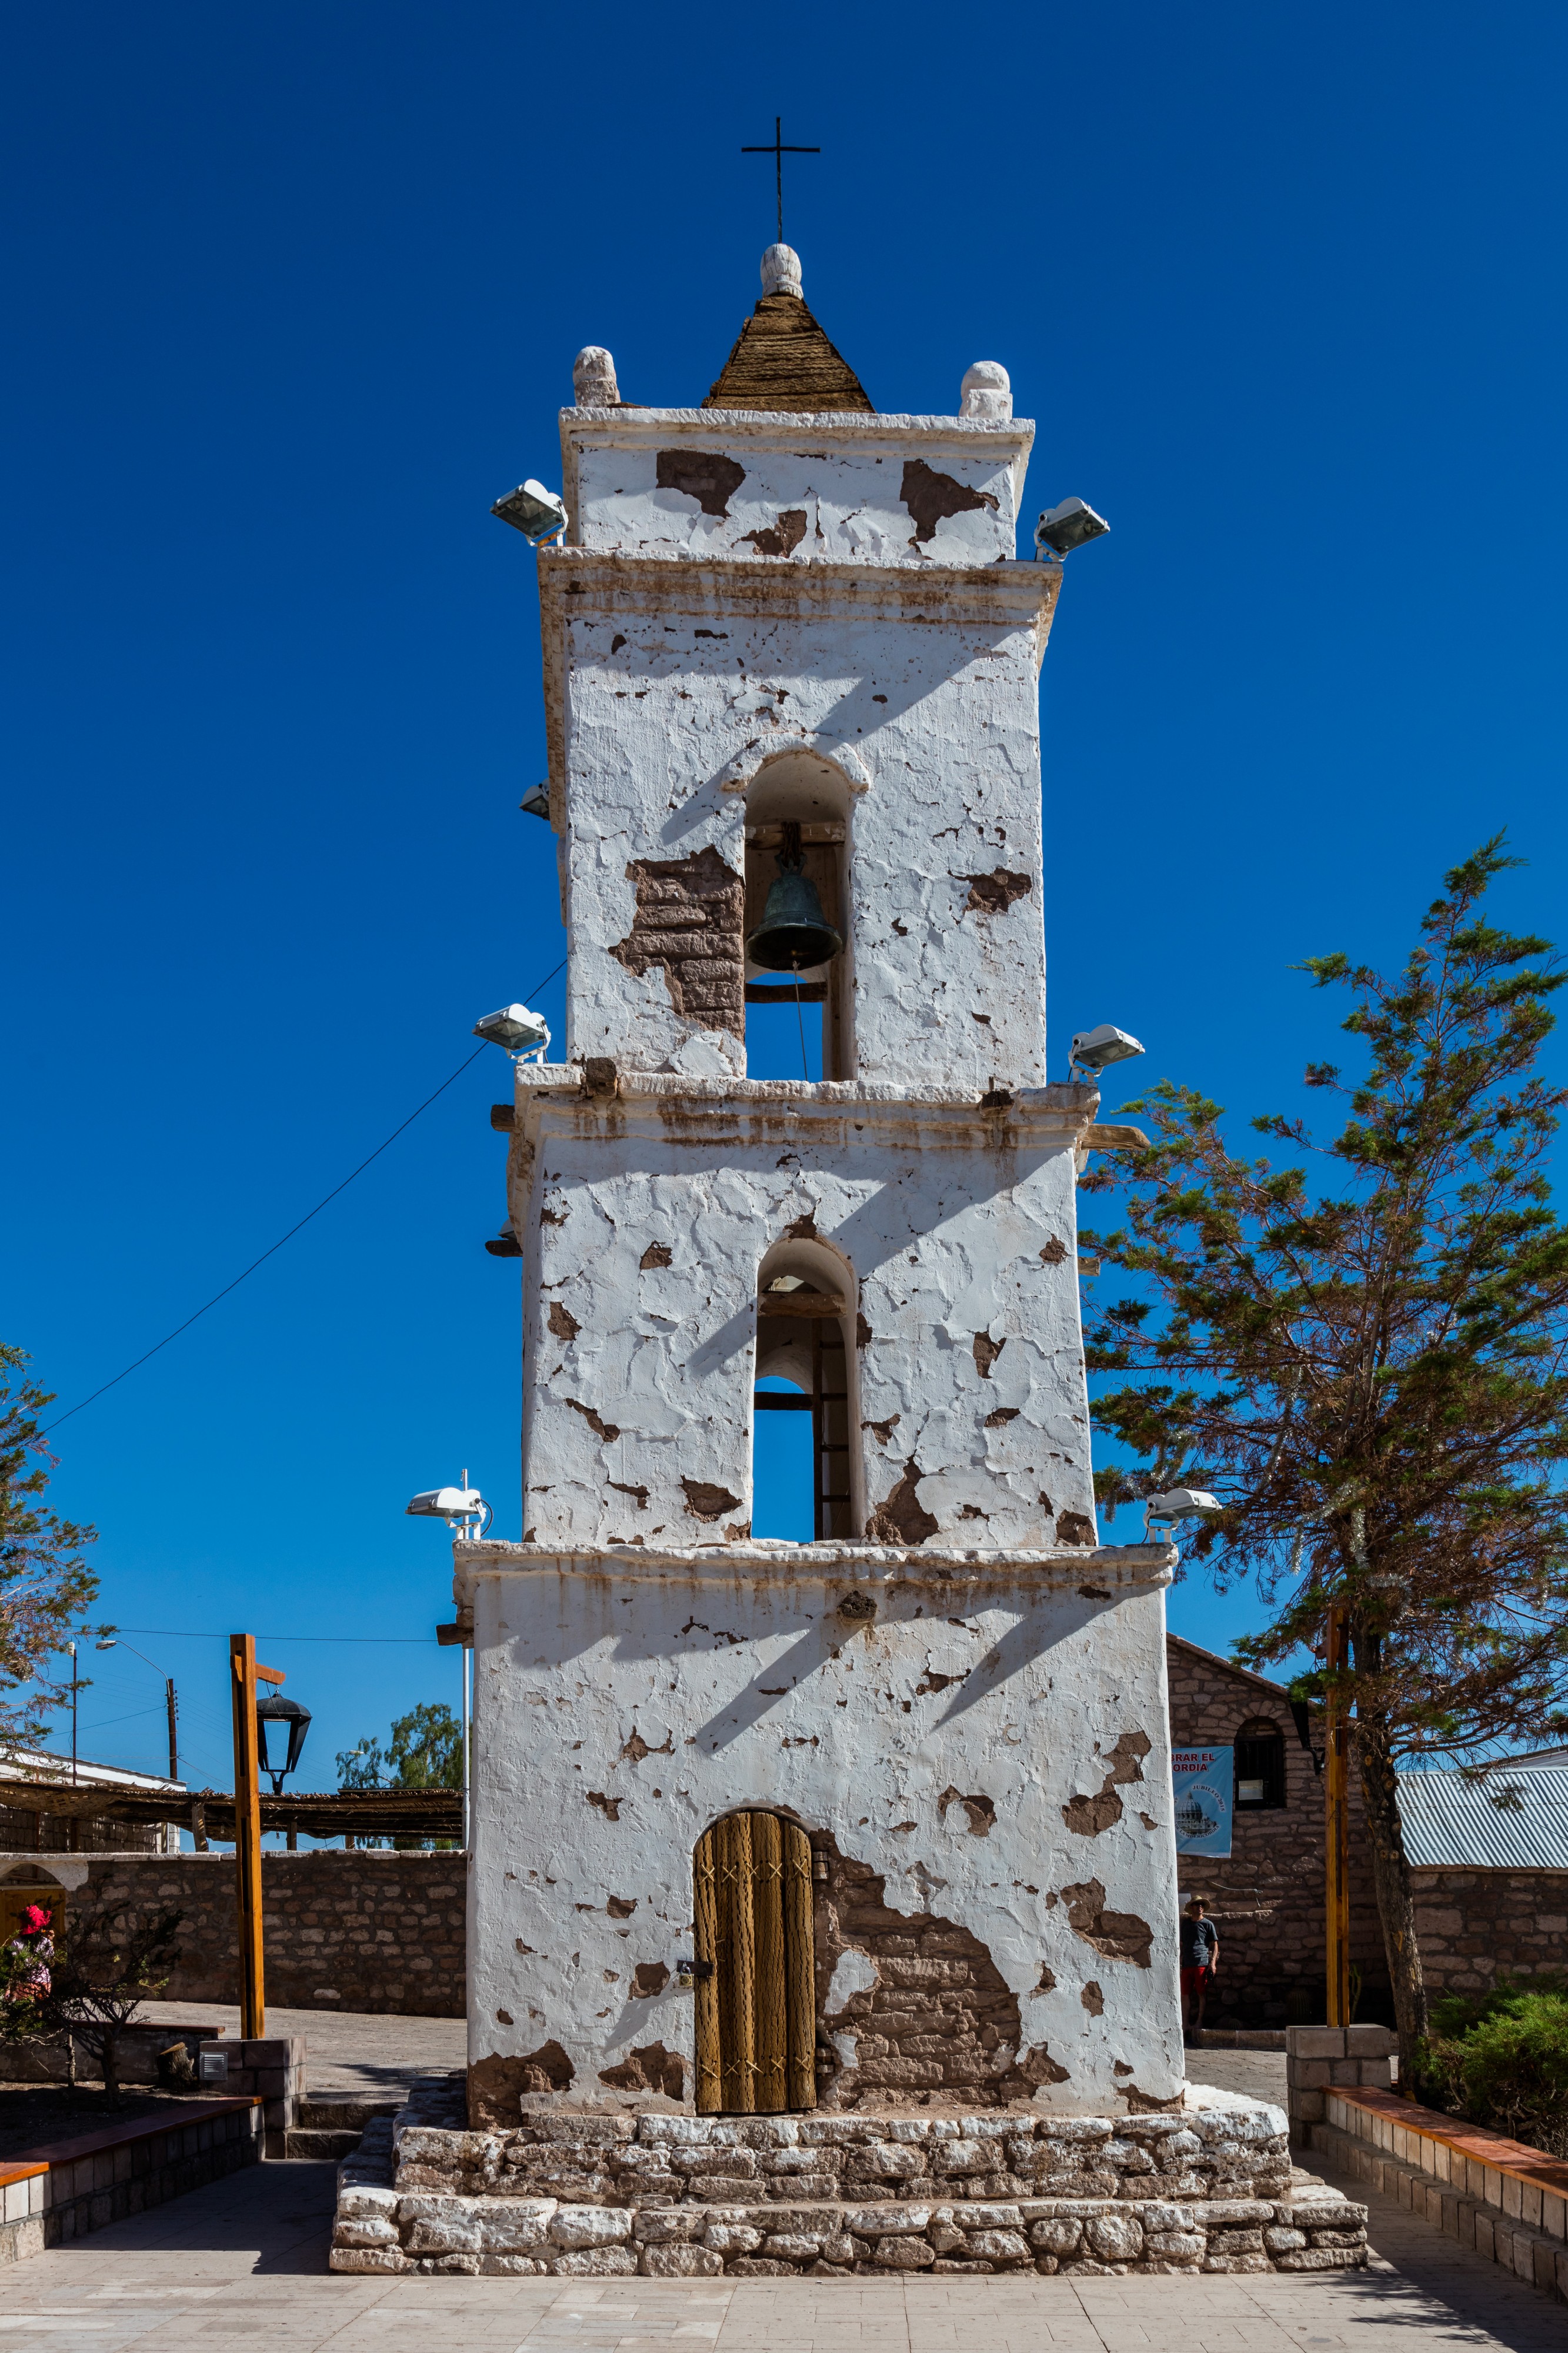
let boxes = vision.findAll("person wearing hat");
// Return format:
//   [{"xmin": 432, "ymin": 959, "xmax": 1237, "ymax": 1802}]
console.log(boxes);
[{"xmin": 1179, "ymin": 1897, "xmax": 1219, "ymax": 2041}]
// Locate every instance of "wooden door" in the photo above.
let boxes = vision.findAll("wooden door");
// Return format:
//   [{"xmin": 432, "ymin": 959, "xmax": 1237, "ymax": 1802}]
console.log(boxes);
[{"xmin": 693, "ymin": 1811, "xmax": 816, "ymax": 2114}]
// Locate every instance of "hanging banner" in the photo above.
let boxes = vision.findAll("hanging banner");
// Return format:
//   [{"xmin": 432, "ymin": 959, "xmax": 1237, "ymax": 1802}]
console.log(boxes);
[{"xmin": 1172, "ymin": 1746, "xmax": 1233, "ymax": 1858}]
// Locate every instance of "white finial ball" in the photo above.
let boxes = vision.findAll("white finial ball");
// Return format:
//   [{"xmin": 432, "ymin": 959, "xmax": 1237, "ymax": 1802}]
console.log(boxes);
[
  {"xmin": 573, "ymin": 346, "xmax": 620, "ymax": 406},
  {"xmin": 960, "ymin": 361, "xmax": 1012, "ymax": 419},
  {"xmin": 760, "ymin": 244, "xmax": 803, "ymax": 299}
]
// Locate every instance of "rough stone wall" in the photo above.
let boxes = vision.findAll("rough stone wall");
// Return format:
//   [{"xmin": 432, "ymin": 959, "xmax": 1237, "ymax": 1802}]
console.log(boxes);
[
  {"xmin": 14, "ymin": 1851, "xmax": 465, "ymax": 2017},
  {"xmin": 539, "ymin": 553, "xmax": 1056, "ymax": 1092},
  {"xmin": 462, "ymin": 1545, "xmax": 1185, "ymax": 2116},
  {"xmin": 1412, "ymin": 1869, "xmax": 1568, "ymax": 1995},
  {"xmin": 512, "ymin": 1081, "xmax": 1099, "ymax": 1551},
  {"xmin": 1165, "ymin": 1637, "xmax": 1386, "ymax": 2022}
]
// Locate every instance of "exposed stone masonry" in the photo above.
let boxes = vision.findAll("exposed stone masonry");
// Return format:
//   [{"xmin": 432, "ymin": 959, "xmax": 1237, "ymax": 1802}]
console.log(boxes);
[{"xmin": 331, "ymin": 2082, "xmax": 1369, "ymax": 2280}]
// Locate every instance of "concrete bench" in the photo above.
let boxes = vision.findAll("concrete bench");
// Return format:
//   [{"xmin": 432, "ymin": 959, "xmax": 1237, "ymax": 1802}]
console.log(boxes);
[{"xmin": 0, "ymin": 2095, "xmax": 262, "ymax": 2264}]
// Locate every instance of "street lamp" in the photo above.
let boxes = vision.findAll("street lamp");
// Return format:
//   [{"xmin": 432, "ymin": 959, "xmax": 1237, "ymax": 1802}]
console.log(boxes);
[{"xmin": 255, "ymin": 1693, "xmax": 312, "ymax": 1796}]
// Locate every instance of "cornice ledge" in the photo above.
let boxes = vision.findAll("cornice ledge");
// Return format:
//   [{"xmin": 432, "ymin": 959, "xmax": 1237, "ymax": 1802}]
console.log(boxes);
[{"xmin": 455, "ymin": 1538, "xmax": 1176, "ymax": 1594}]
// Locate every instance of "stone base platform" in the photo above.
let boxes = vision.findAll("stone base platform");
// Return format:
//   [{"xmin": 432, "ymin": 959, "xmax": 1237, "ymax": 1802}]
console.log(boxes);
[{"xmin": 329, "ymin": 2080, "xmax": 1368, "ymax": 2280}]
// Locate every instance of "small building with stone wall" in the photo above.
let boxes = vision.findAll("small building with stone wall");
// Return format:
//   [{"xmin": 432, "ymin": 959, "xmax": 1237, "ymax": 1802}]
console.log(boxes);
[
  {"xmin": 1399, "ymin": 1751, "xmax": 1568, "ymax": 1997},
  {"xmin": 1165, "ymin": 1636, "xmax": 1387, "ymax": 2025},
  {"xmin": 0, "ymin": 1749, "xmax": 181, "ymax": 1857}
]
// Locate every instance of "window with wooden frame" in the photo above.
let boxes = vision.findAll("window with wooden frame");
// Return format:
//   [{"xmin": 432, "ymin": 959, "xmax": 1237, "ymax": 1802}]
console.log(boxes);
[
  {"xmin": 753, "ymin": 1238, "xmax": 859, "ymax": 1540},
  {"xmin": 1234, "ymin": 1718, "xmax": 1287, "ymax": 1809},
  {"xmin": 692, "ymin": 1811, "xmax": 816, "ymax": 2115}
]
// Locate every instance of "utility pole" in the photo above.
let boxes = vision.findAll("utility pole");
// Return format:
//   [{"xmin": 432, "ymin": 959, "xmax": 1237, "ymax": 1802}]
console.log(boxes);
[
  {"xmin": 1324, "ymin": 1602, "xmax": 1351, "ymax": 2027},
  {"xmin": 229, "ymin": 1634, "xmax": 285, "ymax": 2041},
  {"xmin": 165, "ymin": 1679, "xmax": 179, "ymax": 1782}
]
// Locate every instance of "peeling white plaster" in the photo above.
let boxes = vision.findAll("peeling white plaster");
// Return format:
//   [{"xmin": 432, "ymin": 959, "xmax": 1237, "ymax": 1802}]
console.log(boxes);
[
  {"xmin": 471, "ymin": 377, "xmax": 1185, "ymax": 2121},
  {"xmin": 825, "ymin": 1949, "xmax": 878, "ymax": 2013}
]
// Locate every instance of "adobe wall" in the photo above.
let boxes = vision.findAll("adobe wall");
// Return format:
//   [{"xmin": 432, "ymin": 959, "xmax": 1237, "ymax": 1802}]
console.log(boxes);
[
  {"xmin": 1412, "ymin": 1869, "xmax": 1568, "ymax": 1995},
  {"xmin": 1165, "ymin": 1638, "xmax": 1386, "ymax": 2024},
  {"xmin": 1, "ymin": 1849, "xmax": 465, "ymax": 2017}
]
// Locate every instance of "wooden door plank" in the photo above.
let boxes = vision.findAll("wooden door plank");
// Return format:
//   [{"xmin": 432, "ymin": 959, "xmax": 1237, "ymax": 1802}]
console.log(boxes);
[
  {"xmin": 751, "ymin": 1811, "xmax": 788, "ymax": 2113},
  {"xmin": 693, "ymin": 1825, "xmax": 722, "ymax": 2114},
  {"xmin": 783, "ymin": 1820, "xmax": 818, "ymax": 2111},
  {"xmin": 718, "ymin": 1812, "xmax": 756, "ymax": 2114}
]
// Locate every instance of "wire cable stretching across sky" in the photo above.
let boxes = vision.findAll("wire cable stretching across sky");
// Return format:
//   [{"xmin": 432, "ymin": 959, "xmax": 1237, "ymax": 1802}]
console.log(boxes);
[{"xmin": 42, "ymin": 958, "xmax": 566, "ymax": 1435}]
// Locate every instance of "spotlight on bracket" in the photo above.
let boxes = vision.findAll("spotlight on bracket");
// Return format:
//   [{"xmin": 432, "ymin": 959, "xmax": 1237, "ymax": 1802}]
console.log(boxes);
[
  {"xmin": 492, "ymin": 479, "xmax": 568, "ymax": 542},
  {"xmin": 473, "ymin": 1003, "xmax": 551, "ymax": 1061},
  {"xmin": 406, "ymin": 1481, "xmax": 493, "ymax": 1539},
  {"xmin": 518, "ymin": 784, "xmax": 551, "ymax": 820},
  {"xmin": 1036, "ymin": 498, "xmax": 1110, "ymax": 559},
  {"xmin": 1143, "ymin": 1489, "xmax": 1222, "ymax": 1539},
  {"xmin": 1070, "ymin": 1024, "xmax": 1145, "ymax": 1077}
]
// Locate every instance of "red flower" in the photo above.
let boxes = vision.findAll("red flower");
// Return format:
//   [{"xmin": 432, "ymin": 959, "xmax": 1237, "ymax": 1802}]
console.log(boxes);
[{"xmin": 21, "ymin": 1906, "xmax": 52, "ymax": 1934}]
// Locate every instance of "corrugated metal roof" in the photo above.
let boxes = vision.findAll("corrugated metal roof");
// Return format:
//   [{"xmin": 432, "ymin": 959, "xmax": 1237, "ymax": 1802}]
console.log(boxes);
[{"xmin": 1398, "ymin": 1764, "xmax": 1568, "ymax": 1869}]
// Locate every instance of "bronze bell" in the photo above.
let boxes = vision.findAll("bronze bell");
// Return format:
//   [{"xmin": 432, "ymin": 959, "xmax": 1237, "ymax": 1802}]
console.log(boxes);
[{"xmin": 746, "ymin": 824, "xmax": 843, "ymax": 974}]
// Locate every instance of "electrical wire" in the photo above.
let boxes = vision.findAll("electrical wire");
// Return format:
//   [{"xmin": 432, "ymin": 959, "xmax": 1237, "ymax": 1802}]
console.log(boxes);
[
  {"xmin": 116, "ymin": 1629, "xmax": 437, "ymax": 1644},
  {"xmin": 41, "ymin": 958, "xmax": 566, "ymax": 1436}
]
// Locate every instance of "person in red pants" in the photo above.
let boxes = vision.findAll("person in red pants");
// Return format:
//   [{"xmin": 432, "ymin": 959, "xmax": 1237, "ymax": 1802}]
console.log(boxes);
[{"xmin": 1179, "ymin": 1897, "xmax": 1219, "ymax": 2042}]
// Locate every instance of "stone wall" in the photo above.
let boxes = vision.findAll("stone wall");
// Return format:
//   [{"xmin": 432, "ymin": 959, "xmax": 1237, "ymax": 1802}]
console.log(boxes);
[
  {"xmin": 331, "ymin": 2078, "xmax": 1370, "ymax": 2279},
  {"xmin": 29, "ymin": 1849, "xmax": 465, "ymax": 2017},
  {"xmin": 1165, "ymin": 1637, "xmax": 1387, "ymax": 2024},
  {"xmin": 1412, "ymin": 1869, "xmax": 1568, "ymax": 1995}
]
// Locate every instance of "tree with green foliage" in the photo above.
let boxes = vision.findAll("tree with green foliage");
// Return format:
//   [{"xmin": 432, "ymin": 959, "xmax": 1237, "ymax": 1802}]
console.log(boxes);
[
  {"xmin": 1081, "ymin": 843, "xmax": 1568, "ymax": 2081},
  {"xmin": 0, "ymin": 1347, "xmax": 101, "ymax": 1746},
  {"xmin": 337, "ymin": 1701, "xmax": 463, "ymax": 1846}
]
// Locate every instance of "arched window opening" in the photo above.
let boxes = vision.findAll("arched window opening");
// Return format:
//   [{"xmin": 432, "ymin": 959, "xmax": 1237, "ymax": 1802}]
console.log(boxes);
[
  {"xmin": 743, "ymin": 755, "xmax": 853, "ymax": 1081},
  {"xmin": 692, "ymin": 1810, "xmax": 816, "ymax": 2114},
  {"xmin": 1235, "ymin": 1718, "xmax": 1287, "ymax": 1809},
  {"xmin": 752, "ymin": 1237, "xmax": 860, "ymax": 1539}
]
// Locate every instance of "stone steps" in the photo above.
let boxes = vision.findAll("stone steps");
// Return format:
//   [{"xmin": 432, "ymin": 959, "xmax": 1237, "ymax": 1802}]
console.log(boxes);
[
  {"xmin": 285, "ymin": 2098, "xmax": 403, "ymax": 2165},
  {"xmin": 329, "ymin": 2078, "xmax": 1369, "ymax": 2281}
]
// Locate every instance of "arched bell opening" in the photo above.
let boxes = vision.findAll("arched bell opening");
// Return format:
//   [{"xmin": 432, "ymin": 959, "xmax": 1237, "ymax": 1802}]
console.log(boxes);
[
  {"xmin": 692, "ymin": 1808, "xmax": 818, "ymax": 2115},
  {"xmin": 752, "ymin": 1235, "xmax": 861, "ymax": 1541},
  {"xmin": 743, "ymin": 754, "xmax": 854, "ymax": 1081}
]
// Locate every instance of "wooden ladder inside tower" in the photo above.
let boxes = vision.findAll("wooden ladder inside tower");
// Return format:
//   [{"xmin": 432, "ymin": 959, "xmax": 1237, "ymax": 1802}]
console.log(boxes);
[{"xmin": 811, "ymin": 1323, "xmax": 852, "ymax": 1540}]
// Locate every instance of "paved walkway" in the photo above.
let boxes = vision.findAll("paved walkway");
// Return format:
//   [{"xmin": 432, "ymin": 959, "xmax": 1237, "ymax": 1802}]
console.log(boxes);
[
  {"xmin": 0, "ymin": 2148, "xmax": 1560, "ymax": 2352},
  {"xmin": 136, "ymin": 2002, "xmax": 464, "ymax": 2098}
]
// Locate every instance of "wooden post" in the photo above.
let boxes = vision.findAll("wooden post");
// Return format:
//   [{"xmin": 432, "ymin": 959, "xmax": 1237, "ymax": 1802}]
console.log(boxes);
[
  {"xmin": 229, "ymin": 1635, "xmax": 286, "ymax": 2042},
  {"xmin": 1324, "ymin": 1603, "xmax": 1352, "ymax": 2028}
]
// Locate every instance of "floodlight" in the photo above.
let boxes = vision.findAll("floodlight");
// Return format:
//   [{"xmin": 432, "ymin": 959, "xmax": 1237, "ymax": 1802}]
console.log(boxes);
[
  {"xmin": 473, "ymin": 1003, "xmax": 551, "ymax": 1061},
  {"xmin": 1144, "ymin": 1489, "xmax": 1223, "ymax": 1538},
  {"xmin": 519, "ymin": 784, "xmax": 551, "ymax": 820},
  {"xmin": 406, "ymin": 1487, "xmax": 484, "ymax": 1519},
  {"xmin": 1036, "ymin": 498, "xmax": 1110, "ymax": 558},
  {"xmin": 492, "ymin": 479, "xmax": 568, "ymax": 541},
  {"xmin": 406, "ymin": 1478, "xmax": 494, "ymax": 1540},
  {"xmin": 1070, "ymin": 1024, "xmax": 1145, "ymax": 1074}
]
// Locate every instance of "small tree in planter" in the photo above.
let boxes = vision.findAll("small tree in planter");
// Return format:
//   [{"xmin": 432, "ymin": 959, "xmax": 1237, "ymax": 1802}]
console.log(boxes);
[{"xmin": 0, "ymin": 1898, "xmax": 182, "ymax": 2102}]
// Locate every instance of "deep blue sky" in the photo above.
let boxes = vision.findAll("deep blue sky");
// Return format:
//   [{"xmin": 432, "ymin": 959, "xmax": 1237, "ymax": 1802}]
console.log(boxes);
[{"xmin": 5, "ymin": 4, "xmax": 1564, "ymax": 1811}]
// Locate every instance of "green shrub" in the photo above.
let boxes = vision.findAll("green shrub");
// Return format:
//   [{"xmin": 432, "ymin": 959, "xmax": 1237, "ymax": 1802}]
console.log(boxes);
[{"xmin": 1414, "ymin": 1977, "xmax": 1568, "ymax": 2158}]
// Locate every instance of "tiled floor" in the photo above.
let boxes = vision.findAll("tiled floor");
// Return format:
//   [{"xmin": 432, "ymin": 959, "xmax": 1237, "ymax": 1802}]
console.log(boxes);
[{"xmin": 0, "ymin": 2149, "xmax": 1559, "ymax": 2353}]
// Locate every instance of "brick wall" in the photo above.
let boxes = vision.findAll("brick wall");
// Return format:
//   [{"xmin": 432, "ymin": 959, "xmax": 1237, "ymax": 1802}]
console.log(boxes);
[
  {"xmin": 1166, "ymin": 1635, "xmax": 1387, "ymax": 2024},
  {"xmin": 0, "ymin": 1804, "xmax": 166, "ymax": 1855},
  {"xmin": 36, "ymin": 1849, "xmax": 465, "ymax": 2017},
  {"xmin": 1412, "ymin": 1869, "xmax": 1568, "ymax": 1995}
]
